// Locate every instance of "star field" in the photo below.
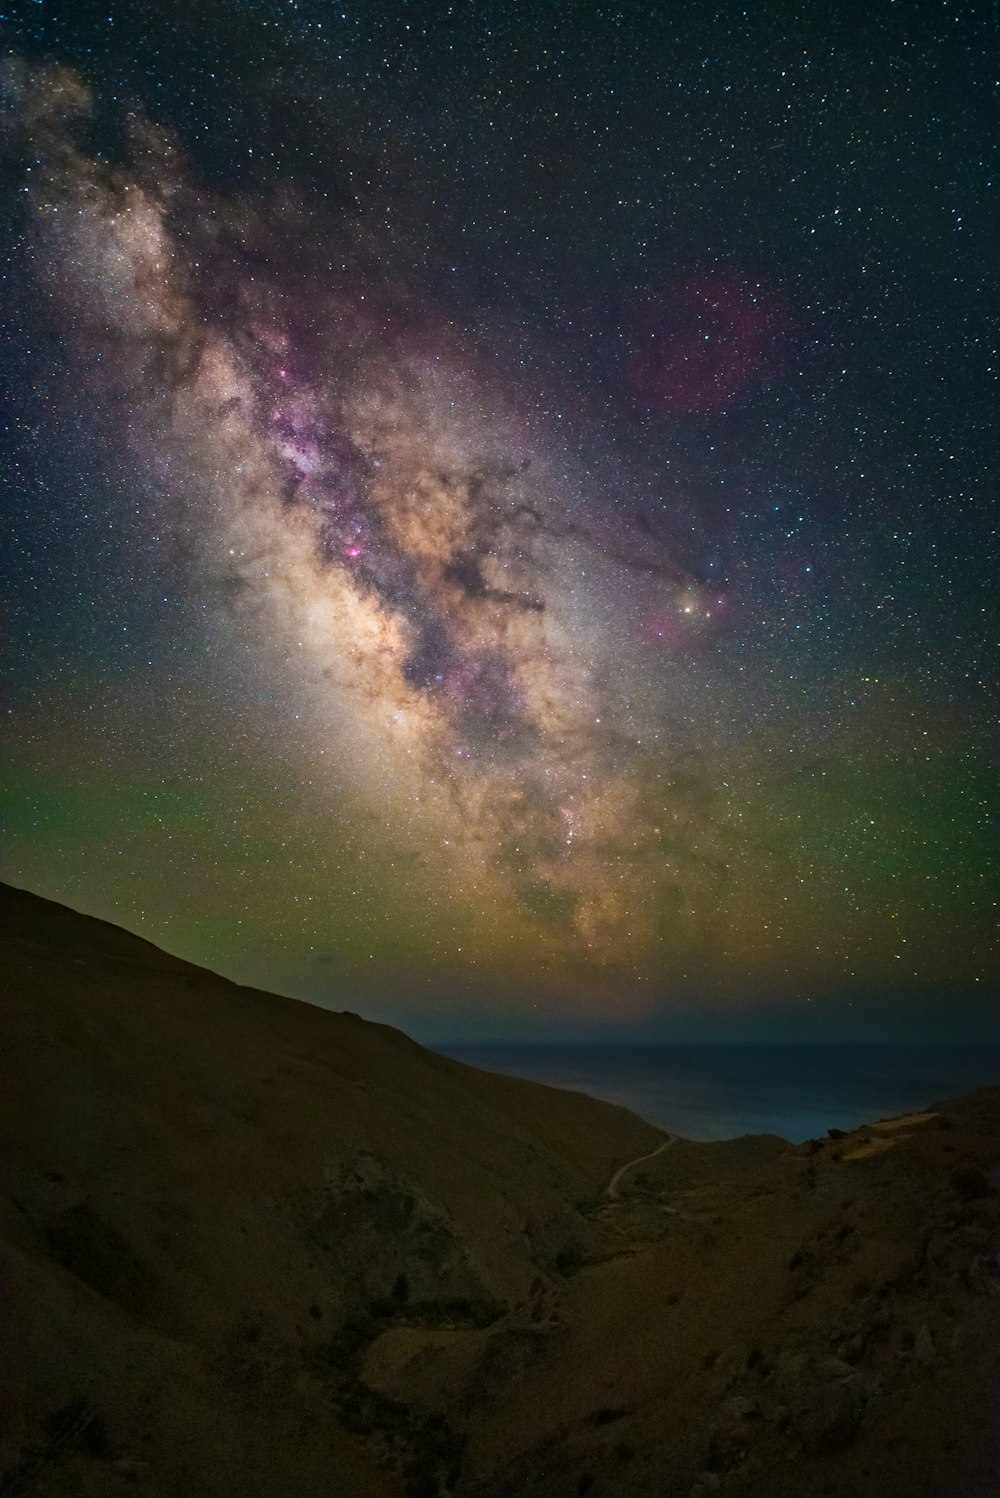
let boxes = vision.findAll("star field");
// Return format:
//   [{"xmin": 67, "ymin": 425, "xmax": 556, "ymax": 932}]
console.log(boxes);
[{"xmin": 1, "ymin": 0, "xmax": 996, "ymax": 1039}]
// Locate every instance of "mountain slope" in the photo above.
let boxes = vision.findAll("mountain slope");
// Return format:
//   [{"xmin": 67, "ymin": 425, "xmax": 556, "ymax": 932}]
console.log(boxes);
[
  {"xmin": 3, "ymin": 882, "xmax": 999, "ymax": 1498},
  {"xmin": 0, "ymin": 881, "xmax": 658, "ymax": 1496}
]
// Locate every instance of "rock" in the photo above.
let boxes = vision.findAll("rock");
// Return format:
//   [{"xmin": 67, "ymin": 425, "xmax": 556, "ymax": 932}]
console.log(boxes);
[
  {"xmin": 707, "ymin": 1397, "xmax": 763, "ymax": 1470},
  {"xmin": 949, "ymin": 1165, "xmax": 993, "ymax": 1203},
  {"xmin": 965, "ymin": 1253, "xmax": 1000, "ymax": 1295},
  {"xmin": 836, "ymin": 1334, "xmax": 866, "ymax": 1362},
  {"xmin": 800, "ymin": 1374, "xmax": 869, "ymax": 1452},
  {"xmin": 914, "ymin": 1325, "xmax": 936, "ymax": 1365},
  {"xmin": 827, "ymin": 1128, "xmax": 848, "ymax": 1140}
]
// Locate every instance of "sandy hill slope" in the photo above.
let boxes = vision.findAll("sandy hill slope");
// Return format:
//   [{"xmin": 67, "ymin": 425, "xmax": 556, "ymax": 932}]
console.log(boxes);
[
  {"xmin": 0, "ymin": 881, "xmax": 658, "ymax": 1496},
  {"xmin": 3, "ymin": 882, "xmax": 1000, "ymax": 1498}
]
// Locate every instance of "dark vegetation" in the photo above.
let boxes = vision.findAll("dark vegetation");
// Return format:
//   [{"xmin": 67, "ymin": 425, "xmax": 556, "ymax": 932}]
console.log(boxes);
[
  {"xmin": 0, "ymin": 1398, "xmax": 109, "ymax": 1497},
  {"xmin": 315, "ymin": 1292, "xmax": 502, "ymax": 1497}
]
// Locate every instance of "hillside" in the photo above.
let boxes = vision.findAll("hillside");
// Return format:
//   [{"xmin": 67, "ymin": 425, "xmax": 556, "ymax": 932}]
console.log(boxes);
[{"xmin": 2, "ymin": 882, "xmax": 999, "ymax": 1497}]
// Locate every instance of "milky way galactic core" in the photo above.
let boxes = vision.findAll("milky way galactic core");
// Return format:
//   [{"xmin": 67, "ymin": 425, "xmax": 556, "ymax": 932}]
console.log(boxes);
[{"xmin": 2, "ymin": 3, "xmax": 995, "ymax": 1035}]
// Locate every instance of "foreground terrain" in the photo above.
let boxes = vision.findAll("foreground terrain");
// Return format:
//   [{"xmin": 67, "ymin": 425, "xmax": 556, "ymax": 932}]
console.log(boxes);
[{"xmin": 2, "ymin": 882, "xmax": 999, "ymax": 1497}]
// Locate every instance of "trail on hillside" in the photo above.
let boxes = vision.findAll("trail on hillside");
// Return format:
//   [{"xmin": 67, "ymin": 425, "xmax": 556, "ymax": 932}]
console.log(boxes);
[{"xmin": 606, "ymin": 1136, "xmax": 676, "ymax": 1200}]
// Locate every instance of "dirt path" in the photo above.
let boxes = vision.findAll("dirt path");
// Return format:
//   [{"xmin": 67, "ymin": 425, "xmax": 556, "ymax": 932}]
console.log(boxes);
[{"xmin": 606, "ymin": 1136, "xmax": 676, "ymax": 1200}]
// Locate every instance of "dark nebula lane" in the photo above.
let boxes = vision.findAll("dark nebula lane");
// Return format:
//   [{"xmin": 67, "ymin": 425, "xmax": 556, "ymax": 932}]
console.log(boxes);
[{"xmin": 1, "ymin": 4, "xmax": 996, "ymax": 1038}]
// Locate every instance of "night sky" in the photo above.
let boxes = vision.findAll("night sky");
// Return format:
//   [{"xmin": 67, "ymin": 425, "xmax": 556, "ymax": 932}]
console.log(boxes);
[{"xmin": 2, "ymin": 1, "xmax": 996, "ymax": 1042}]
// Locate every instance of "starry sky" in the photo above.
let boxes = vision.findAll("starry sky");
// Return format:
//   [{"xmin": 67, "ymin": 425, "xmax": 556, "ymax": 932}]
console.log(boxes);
[{"xmin": 2, "ymin": 0, "xmax": 996, "ymax": 1042}]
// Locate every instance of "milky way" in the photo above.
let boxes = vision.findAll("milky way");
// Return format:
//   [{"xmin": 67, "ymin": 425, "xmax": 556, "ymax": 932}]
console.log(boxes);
[{"xmin": 2, "ymin": 6, "xmax": 996, "ymax": 1037}]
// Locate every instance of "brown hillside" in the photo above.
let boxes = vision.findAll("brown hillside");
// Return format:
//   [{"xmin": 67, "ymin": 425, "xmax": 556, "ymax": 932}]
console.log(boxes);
[{"xmin": 2, "ymin": 883, "xmax": 999, "ymax": 1498}]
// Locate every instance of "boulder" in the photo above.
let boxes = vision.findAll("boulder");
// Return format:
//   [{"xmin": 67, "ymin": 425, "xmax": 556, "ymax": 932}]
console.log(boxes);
[
  {"xmin": 799, "ymin": 1374, "xmax": 870, "ymax": 1452},
  {"xmin": 914, "ymin": 1325, "xmax": 936, "ymax": 1365}
]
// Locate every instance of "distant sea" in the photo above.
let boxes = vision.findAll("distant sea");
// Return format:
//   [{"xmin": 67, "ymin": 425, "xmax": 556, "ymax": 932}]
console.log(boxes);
[{"xmin": 436, "ymin": 1044, "xmax": 1000, "ymax": 1143}]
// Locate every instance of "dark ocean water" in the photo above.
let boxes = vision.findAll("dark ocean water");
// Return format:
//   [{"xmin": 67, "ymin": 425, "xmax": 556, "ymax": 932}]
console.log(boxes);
[{"xmin": 436, "ymin": 1044, "xmax": 1000, "ymax": 1143}]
